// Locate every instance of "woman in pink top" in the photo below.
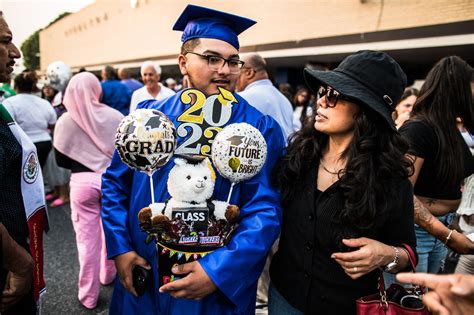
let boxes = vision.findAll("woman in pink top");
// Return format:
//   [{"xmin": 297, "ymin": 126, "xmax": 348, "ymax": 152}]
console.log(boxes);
[{"xmin": 54, "ymin": 72, "xmax": 123, "ymax": 309}]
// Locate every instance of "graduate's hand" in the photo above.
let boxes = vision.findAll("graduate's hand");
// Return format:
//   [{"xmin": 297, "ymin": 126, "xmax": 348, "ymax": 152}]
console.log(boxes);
[
  {"xmin": 114, "ymin": 251, "xmax": 150, "ymax": 297},
  {"xmin": 397, "ymin": 272, "xmax": 474, "ymax": 315},
  {"xmin": 159, "ymin": 261, "xmax": 217, "ymax": 300}
]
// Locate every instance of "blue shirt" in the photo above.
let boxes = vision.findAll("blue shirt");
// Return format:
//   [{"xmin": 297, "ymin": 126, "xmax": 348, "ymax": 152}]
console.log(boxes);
[
  {"xmin": 121, "ymin": 79, "xmax": 144, "ymax": 93},
  {"xmin": 101, "ymin": 80, "xmax": 132, "ymax": 116},
  {"xmin": 238, "ymin": 79, "xmax": 296, "ymax": 143}
]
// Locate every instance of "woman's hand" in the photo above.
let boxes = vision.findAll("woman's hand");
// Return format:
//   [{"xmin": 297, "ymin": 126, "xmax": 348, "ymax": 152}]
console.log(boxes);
[
  {"xmin": 448, "ymin": 230, "xmax": 474, "ymax": 254},
  {"xmin": 331, "ymin": 238, "xmax": 394, "ymax": 279}
]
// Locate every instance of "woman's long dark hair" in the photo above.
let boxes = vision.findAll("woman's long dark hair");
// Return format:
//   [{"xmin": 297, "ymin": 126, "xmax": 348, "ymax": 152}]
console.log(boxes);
[
  {"xmin": 276, "ymin": 104, "xmax": 413, "ymax": 236},
  {"xmin": 410, "ymin": 56, "xmax": 474, "ymax": 187}
]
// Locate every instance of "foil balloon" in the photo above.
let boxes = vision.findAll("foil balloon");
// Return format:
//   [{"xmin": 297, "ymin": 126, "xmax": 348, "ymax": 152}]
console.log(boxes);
[
  {"xmin": 115, "ymin": 109, "xmax": 177, "ymax": 174},
  {"xmin": 211, "ymin": 123, "xmax": 267, "ymax": 184},
  {"xmin": 46, "ymin": 61, "xmax": 72, "ymax": 92}
]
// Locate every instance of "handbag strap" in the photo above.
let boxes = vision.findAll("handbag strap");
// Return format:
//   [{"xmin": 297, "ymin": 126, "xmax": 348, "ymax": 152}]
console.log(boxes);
[
  {"xmin": 378, "ymin": 244, "xmax": 425, "ymax": 295},
  {"xmin": 401, "ymin": 243, "xmax": 417, "ymax": 270},
  {"xmin": 378, "ymin": 243, "xmax": 418, "ymax": 291}
]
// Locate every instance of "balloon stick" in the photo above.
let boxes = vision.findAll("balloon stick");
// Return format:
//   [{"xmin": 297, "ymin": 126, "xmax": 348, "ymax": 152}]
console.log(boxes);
[
  {"xmin": 226, "ymin": 182, "xmax": 235, "ymax": 204},
  {"xmin": 149, "ymin": 173, "xmax": 155, "ymax": 204}
]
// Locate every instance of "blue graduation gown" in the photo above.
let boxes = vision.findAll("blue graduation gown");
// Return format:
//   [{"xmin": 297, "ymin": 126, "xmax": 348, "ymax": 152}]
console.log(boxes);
[{"xmin": 101, "ymin": 90, "xmax": 285, "ymax": 314}]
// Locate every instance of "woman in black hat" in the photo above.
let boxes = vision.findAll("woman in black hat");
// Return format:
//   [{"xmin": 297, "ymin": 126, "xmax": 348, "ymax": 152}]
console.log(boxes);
[
  {"xmin": 399, "ymin": 56, "xmax": 474, "ymax": 275},
  {"xmin": 268, "ymin": 50, "xmax": 417, "ymax": 314}
]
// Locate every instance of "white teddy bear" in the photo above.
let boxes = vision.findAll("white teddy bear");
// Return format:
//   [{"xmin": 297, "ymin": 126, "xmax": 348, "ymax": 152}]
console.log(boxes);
[{"xmin": 138, "ymin": 156, "xmax": 239, "ymax": 226}]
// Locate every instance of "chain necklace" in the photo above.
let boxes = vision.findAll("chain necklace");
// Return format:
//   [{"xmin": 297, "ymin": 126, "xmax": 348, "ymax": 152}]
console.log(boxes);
[{"xmin": 319, "ymin": 160, "xmax": 341, "ymax": 175}]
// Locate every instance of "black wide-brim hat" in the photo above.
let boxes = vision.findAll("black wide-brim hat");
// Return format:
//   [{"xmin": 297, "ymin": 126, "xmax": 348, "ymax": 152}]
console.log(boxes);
[{"xmin": 304, "ymin": 50, "xmax": 407, "ymax": 130}]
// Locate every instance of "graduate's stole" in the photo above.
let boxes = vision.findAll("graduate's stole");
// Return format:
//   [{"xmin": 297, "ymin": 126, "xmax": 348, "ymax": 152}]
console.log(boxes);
[{"xmin": 0, "ymin": 104, "xmax": 47, "ymax": 307}]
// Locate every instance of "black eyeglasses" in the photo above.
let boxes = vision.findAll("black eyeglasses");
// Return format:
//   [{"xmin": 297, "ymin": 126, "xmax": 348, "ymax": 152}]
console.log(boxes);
[
  {"xmin": 184, "ymin": 51, "xmax": 245, "ymax": 74},
  {"xmin": 317, "ymin": 86, "xmax": 344, "ymax": 108}
]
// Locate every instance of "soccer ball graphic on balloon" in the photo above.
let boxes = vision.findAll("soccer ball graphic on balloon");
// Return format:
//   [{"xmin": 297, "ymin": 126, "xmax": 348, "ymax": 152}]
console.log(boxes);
[
  {"xmin": 46, "ymin": 61, "xmax": 72, "ymax": 92},
  {"xmin": 115, "ymin": 109, "xmax": 177, "ymax": 174}
]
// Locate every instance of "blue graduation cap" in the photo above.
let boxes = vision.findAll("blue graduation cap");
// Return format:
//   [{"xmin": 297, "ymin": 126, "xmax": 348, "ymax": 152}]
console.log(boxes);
[{"xmin": 173, "ymin": 4, "xmax": 256, "ymax": 50}]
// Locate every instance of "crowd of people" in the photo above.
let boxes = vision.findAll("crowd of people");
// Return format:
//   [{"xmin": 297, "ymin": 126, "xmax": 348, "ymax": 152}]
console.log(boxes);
[{"xmin": 1, "ymin": 4, "xmax": 474, "ymax": 315}]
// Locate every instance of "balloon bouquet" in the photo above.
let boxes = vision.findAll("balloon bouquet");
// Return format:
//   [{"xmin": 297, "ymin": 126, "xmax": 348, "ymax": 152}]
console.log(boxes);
[{"xmin": 115, "ymin": 107, "xmax": 267, "ymax": 286}]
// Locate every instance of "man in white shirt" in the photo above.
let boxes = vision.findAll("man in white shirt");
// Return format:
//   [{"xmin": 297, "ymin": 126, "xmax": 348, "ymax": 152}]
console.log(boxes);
[
  {"xmin": 129, "ymin": 61, "xmax": 175, "ymax": 112},
  {"xmin": 236, "ymin": 53, "xmax": 296, "ymax": 143}
]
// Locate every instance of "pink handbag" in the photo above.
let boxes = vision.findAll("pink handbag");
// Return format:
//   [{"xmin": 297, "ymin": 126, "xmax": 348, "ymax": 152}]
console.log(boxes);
[{"xmin": 356, "ymin": 245, "xmax": 430, "ymax": 315}]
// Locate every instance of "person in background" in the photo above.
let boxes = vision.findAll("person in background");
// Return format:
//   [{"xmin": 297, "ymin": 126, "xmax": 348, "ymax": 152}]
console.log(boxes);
[
  {"xmin": 397, "ymin": 272, "xmax": 474, "ymax": 315},
  {"xmin": 54, "ymin": 72, "xmax": 122, "ymax": 309},
  {"xmin": 0, "ymin": 80, "xmax": 15, "ymax": 103},
  {"xmin": 292, "ymin": 87, "xmax": 312, "ymax": 130},
  {"xmin": 237, "ymin": 53, "xmax": 296, "ymax": 142},
  {"xmin": 40, "ymin": 83, "xmax": 71, "ymax": 208},
  {"xmin": 3, "ymin": 71, "xmax": 57, "ymax": 168},
  {"xmin": 452, "ymin": 114, "xmax": 474, "ymax": 275},
  {"xmin": 101, "ymin": 65, "xmax": 131, "ymax": 116},
  {"xmin": 269, "ymin": 50, "xmax": 416, "ymax": 314},
  {"xmin": 118, "ymin": 67, "xmax": 143, "ymax": 93},
  {"xmin": 457, "ymin": 117, "xmax": 474, "ymax": 153},
  {"xmin": 278, "ymin": 82, "xmax": 294, "ymax": 104},
  {"xmin": 236, "ymin": 52, "xmax": 295, "ymax": 309},
  {"xmin": 41, "ymin": 84, "xmax": 57, "ymax": 103},
  {"xmin": 399, "ymin": 56, "xmax": 474, "ymax": 275},
  {"xmin": 393, "ymin": 87, "xmax": 419, "ymax": 129},
  {"xmin": 165, "ymin": 77, "xmax": 177, "ymax": 91},
  {"xmin": 0, "ymin": 11, "xmax": 47, "ymax": 313},
  {"xmin": 129, "ymin": 61, "xmax": 175, "ymax": 112}
]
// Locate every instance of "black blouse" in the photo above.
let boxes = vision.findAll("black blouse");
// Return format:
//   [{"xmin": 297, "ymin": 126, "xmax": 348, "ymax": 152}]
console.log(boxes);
[{"xmin": 270, "ymin": 166, "xmax": 416, "ymax": 314}]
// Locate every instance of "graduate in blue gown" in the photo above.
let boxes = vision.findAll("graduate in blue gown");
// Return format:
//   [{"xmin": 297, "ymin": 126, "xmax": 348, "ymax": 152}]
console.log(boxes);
[{"xmin": 101, "ymin": 5, "xmax": 286, "ymax": 315}]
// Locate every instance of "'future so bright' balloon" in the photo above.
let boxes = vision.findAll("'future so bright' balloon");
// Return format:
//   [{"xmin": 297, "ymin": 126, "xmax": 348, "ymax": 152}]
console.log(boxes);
[{"xmin": 211, "ymin": 122, "xmax": 267, "ymax": 184}]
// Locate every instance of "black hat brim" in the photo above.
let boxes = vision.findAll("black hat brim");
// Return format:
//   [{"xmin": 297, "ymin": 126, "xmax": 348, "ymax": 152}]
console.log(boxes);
[{"xmin": 304, "ymin": 68, "xmax": 396, "ymax": 130}]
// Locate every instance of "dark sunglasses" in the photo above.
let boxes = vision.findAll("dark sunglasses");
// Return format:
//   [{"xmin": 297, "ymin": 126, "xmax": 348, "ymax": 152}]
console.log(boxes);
[{"xmin": 317, "ymin": 86, "xmax": 345, "ymax": 108}]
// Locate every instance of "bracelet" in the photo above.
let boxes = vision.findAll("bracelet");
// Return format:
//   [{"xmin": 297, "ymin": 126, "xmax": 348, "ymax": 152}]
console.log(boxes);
[
  {"xmin": 445, "ymin": 229, "xmax": 454, "ymax": 245},
  {"xmin": 382, "ymin": 246, "xmax": 400, "ymax": 272}
]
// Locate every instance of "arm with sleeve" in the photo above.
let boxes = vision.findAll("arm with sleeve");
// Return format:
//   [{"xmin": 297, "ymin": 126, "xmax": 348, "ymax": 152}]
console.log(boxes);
[
  {"xmin": 101, "ymin": 153, "xmax": 135, "ymax": 258},
  {"xmin": 381, "ymin": 178, "xmax": 418, "ymax": 268},
  {"xmin": 198, "ymin": 116, "xmax": 285, "ymax": 310}
]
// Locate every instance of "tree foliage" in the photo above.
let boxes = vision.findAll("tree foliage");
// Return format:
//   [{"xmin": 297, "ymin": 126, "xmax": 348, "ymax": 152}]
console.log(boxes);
[
  {"xmin": 21, "ymin": 30, "xmax": 40, "ymax": 70},
  {"xmin": 20, "ymin": 12, "xmax": 71, "ymax": 70}
]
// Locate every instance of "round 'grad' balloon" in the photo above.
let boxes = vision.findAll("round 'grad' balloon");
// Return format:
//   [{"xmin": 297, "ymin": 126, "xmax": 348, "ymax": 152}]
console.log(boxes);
[
  {"xmin": 211, "ymin": 123, "xmax": 267, "ymax": 183},
  {"xmin": 115, "ymin": 109, "xmax": 176, "ymax": 174}
]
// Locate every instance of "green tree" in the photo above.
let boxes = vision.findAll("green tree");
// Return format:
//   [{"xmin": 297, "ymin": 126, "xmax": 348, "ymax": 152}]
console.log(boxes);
[
  {"xmin": 21, "ymin": 30, "xmax": 40, "ymax": 70},
  {"xmin": 20, "ymin": 12, "xmax": 71, "ymax": 70}
]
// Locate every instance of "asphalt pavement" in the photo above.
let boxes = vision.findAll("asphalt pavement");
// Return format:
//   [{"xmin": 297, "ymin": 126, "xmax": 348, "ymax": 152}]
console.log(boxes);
[{"xmin": 43, "ymin": 203, "xmax": 112, "ymax": 314}]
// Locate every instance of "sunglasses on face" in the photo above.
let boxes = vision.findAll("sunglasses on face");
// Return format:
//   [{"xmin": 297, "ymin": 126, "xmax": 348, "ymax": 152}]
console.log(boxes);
[{"xmin": 317, "ymin": 86, "xmax": 345, "ymax": 108}]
